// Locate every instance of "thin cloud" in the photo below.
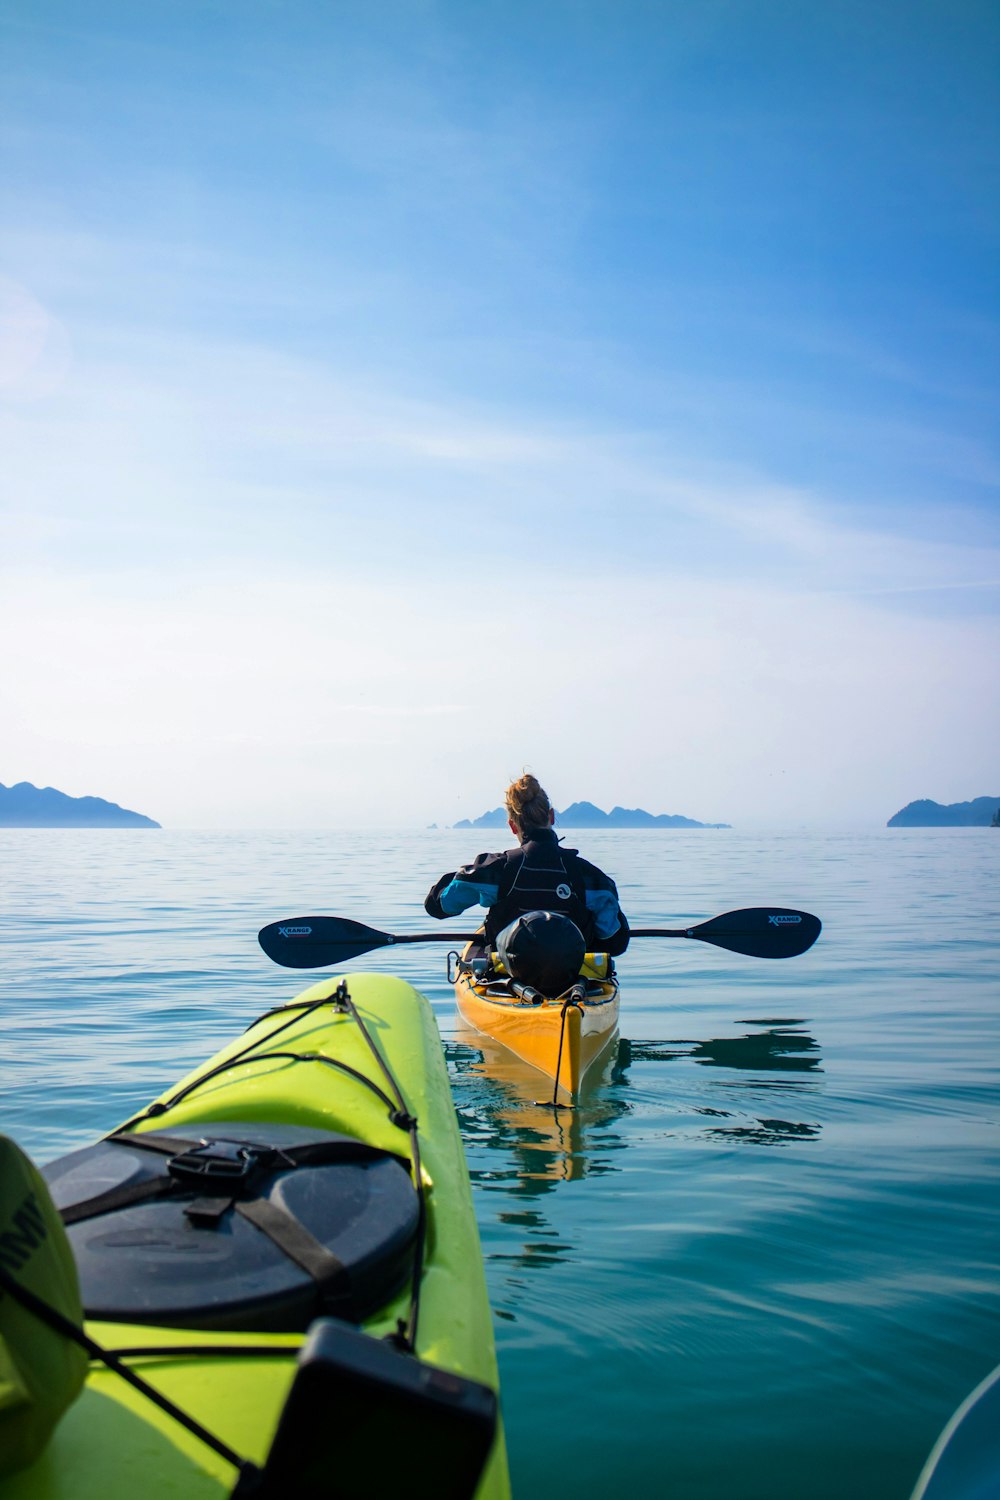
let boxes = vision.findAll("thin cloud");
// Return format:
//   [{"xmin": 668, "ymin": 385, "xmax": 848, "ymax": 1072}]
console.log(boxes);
[{"xmin": 2, "ymin": 297, "xmax": 998, "ymax": 614}]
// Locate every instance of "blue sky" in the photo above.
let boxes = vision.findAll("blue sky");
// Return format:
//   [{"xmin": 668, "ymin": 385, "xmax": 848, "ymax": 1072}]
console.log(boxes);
[{"xmin": 1, "ymin": 1, "xmax": 998, "ymax": 827}]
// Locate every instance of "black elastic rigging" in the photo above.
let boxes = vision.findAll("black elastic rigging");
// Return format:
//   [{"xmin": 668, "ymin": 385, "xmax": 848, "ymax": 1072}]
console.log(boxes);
[
  {"xmin": 325, "ymin": 981, "xmax": 427, "ymax": 1352},
  {"xmin": 111, "ymin": 1051, "xmax": 400, "ymax": 1133},
  {"xmin": 106, "ymin": 1344, "xmax": 300, "ymax": 1360},
  {"xmin": 549, "ymin": 993, "xmax": 586, "ymax": 1109},
  {"xmin": 243, "ymin": 998, "xmax": 325, "ymax": 1028},
  {"xmin": 112, "ymin": 992, "xmax": 342, "ymax": 1134}
]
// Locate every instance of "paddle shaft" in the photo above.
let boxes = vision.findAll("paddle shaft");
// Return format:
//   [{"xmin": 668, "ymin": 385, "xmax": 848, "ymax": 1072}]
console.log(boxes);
[
  {"xmin": 367, "ymin": 929, "xmax": 754, "ymax": 942},
  {"xmin": 633, "ymin": 928, "xmax": 722, "ymax": 937},
  {"xmin": 366, "ymin": 932, "xmax": 477, "ymax": 944}
]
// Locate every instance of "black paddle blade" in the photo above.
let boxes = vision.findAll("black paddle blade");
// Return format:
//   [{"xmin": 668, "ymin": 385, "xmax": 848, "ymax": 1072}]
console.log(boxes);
[
  {"xmin": 690, "ymin": 907, "xmax": 822, "ymax": 959},
  {"xmin": 258, "ymin": 916, "xmax": 392, "ymax": 968}
]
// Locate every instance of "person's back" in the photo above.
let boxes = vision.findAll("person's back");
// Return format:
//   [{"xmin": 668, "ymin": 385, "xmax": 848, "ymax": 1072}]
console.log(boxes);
[{"xmin": 424, "ymin": 775, "xmax": 629, "ymax": 954}]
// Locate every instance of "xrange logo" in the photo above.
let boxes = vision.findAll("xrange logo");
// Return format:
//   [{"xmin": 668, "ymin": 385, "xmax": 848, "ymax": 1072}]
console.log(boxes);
[
  {"xmin": 768, "ymin": 914, "xmax": 801, "ymax": 926},
  {"xmin": 0, "ymin": 1193, "xmax": 48, "ymax": 1272},
  {"xmin": 278, "ymin": 925, "xmax": 313, "ymax": 938}
]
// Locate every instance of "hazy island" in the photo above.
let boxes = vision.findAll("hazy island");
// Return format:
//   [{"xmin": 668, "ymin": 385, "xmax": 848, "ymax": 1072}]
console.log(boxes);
[
  {"xmin": 887, "ymin": 796, "xmax": 1000, "ymax": 828},
  {"xmin": 0, "ymin": 781, "xmax": 161, "ymax": 829},
  {"xmin": 454, "ymin": 800, "xmax": 730, "ymax": 830}
]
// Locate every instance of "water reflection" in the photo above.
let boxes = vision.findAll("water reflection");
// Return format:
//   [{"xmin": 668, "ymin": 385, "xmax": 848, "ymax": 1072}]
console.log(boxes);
[
  {"xmin": 446, "ymin": 1016, "xmax": 825, "ymax": 1301},
  {"xmin": 624, "ymin": 1022, "xmax": 822, "ymax": 1074},
  {"xmin": 450, "ymin": 1019, "xmax": 824, "ymax": 1176},
  {"xmin": 447, "ymin": 1020, "xmax": 631, "ymax": 1194},
  {"xmin": 446, "ymin": 1025, "xmax": 634, "ymax": 1291},
  {"xmin": 619, "ymin": 1020, "xmax": 824, "ymax": 1146},
  {"xmin": 701, "ymin": 1116, "xmax": 821, "ymax": 1143}
]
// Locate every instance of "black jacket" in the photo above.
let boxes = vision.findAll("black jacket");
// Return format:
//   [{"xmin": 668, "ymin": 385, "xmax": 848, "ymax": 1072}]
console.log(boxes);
[{"xmin": 424, "ymin": 827, "xmax": 629, "ymax": 953}]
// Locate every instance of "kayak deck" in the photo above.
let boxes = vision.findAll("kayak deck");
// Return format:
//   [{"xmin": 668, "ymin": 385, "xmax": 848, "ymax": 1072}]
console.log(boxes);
[{"xmin": 2, "ymin": 972, "xmax": 509, "ymax": 1500}]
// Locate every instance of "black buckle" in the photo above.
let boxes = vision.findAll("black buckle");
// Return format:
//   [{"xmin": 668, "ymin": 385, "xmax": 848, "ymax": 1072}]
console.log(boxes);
[{"xmin": 167, "ymin": 1139, "xmax": 276, "ymax": 1189}]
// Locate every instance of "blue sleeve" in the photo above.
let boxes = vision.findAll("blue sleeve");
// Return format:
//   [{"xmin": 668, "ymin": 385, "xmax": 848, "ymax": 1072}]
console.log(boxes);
[
  {"xmin": 437, "ymin": 877, "xmax": 502, "ymax": 916},
  {"xmin": 585, "ymin": 887, "xmax": 623, "ymax": 940}
]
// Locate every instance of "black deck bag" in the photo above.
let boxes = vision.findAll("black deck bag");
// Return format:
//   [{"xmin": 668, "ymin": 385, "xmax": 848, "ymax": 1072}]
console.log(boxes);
[{"xmin": 496, "ymin": 910, "xmax": 586, "ymax": 996}]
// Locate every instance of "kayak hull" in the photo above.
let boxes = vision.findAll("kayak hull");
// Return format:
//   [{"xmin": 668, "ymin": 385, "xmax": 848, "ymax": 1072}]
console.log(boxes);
[{"xmin": 2, "ymin": 972, "xmax": 509, "ymax": 1500}]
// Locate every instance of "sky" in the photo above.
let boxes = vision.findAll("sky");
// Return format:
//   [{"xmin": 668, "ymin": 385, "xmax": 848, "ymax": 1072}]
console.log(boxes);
[{"xmin": 1, "ymin": 0, "xmax": 998, "ymax": 829}]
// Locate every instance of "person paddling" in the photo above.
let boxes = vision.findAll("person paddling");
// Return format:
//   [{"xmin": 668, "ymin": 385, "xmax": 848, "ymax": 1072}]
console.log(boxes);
[{"xmin": 424, "ymin": 775, "xmax": 630, "ymax": 955}]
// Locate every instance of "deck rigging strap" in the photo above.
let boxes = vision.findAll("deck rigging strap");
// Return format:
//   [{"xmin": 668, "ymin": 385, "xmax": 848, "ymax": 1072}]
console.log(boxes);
[
  {"xmin": 62, "ymin": 1132, "xmax": 405, "ymax": 1228},
  {"xmin": 326, "ymin": 981, "xmax": 427, "ymax": 1352},
  {"xmin": 549, "ymin": 987, "xmax": 587, "ymax": 1108}
]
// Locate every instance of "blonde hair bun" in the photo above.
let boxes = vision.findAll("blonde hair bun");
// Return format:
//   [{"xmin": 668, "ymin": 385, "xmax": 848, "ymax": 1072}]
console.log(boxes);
[{"xmin": 505, "ymin": 774, "xmax": 552, "ymax": 833}]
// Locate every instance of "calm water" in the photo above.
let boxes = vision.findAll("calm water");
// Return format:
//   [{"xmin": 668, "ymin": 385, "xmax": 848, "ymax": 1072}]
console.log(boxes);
[{"xmin": 1, "ymin": 829, "xmax": 998, "ymax": 1499}]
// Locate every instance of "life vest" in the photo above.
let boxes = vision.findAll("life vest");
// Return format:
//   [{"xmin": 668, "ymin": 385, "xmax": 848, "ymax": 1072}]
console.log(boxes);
[{"xmin": 484, "ymin": 837, "xmax": 593, "ymax": 943}]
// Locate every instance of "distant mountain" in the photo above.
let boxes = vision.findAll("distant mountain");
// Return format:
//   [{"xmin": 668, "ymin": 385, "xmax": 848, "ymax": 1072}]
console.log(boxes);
[
  {"xmin": 560, "ymin": 801, "xmax": 730, "ymax": 828},
  {"xmin": 0, "ymin": 782, "xmax": 161, "ymax": 828},
  {"xmin": 453, "ymin": 808, "xmax": 509, "ymax": 828},
  {"xmin": 887, "ymin": 797, "xmax": 1000, "ymax": 828},
  {"xmin": 453, "ymin": 800, "xmax": 729, "ymax": 830}
]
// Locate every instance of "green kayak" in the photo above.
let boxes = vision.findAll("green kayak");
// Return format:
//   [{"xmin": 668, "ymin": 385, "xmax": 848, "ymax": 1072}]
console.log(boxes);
[{"xmin": 0, "ymin": 972, "xmax": 509, "ymax": 1500}]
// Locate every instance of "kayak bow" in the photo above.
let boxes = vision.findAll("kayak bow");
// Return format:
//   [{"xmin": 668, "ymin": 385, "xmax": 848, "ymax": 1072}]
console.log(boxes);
[{"xmin": 1, "ymin": 972, "xmax": 509, "ymax": 1500}]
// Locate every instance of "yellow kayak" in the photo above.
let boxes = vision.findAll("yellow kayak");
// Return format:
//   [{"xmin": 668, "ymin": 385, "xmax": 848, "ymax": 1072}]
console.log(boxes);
[{"xmin": 452, "ymin": 948, "xmax": 620, "ymax": 1101}]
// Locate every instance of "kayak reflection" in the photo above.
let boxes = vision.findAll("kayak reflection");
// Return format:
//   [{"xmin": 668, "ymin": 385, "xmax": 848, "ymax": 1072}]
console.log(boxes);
[
  {"xmin": 449, "ymin": 1019, "xmax": 824, "ymax": 1170},
  {"xmin": 446, "ymin": 1017, "xmax": 824, "ymax": 1304},
  {"xmin": 447, "ymin": 1020, "xmax": 631, "ymax": 1194}
]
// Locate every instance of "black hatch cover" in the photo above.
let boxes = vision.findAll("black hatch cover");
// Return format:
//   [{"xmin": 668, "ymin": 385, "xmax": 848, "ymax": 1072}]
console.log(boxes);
[{"xmin": 43, "ymin": 1122, "xmax": 419, "ymax": 1333}]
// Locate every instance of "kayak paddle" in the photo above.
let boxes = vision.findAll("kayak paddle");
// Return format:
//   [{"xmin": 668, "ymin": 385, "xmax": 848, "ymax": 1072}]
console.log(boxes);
[
  {"xmin": 631, "ymin": 907, "xmax": 822, "ymax": 959},
  {"xmin": 258, "ymin": 916, "xmax": 475, "ymax": 968},
  {"xmin": 258, "ymin": 907, "xmax": 821, "ymax": 968}
]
